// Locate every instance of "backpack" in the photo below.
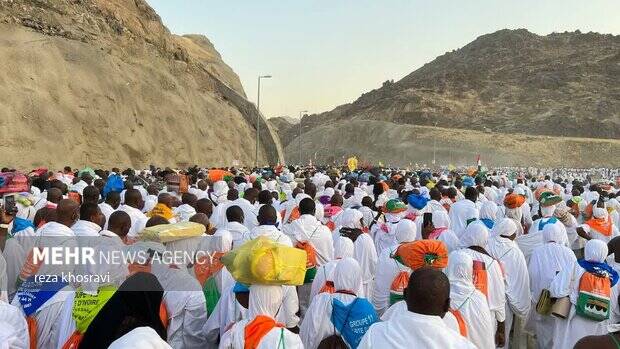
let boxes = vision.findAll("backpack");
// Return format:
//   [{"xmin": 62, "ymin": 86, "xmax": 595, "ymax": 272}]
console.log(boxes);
[
  {"xmin": 0, "ymin": 172, "xmax": 29, "ymax": 194},
  {"xmin": 102, "ymin": 174, "xmax": 124, "ymax": 198},
  {"xmin": 576, "ymin": 271, "xmax": 611, "ymax": 321}
]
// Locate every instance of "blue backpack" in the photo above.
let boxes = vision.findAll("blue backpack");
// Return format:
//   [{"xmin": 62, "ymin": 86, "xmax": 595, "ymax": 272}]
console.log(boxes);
[{"xmin": 103, "ymin": 175, "xmax": 125, "ymax": 198}]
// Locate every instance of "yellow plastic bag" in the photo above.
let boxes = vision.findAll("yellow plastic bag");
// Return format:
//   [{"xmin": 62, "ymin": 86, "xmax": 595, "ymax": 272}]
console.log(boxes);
[
  {"xmin": 139, "ymin": 222, "xmax": 205, "ymax": 243},
  {"xmin": 221, "ymin": 237, "xmax": 307, "ymax": 286}
]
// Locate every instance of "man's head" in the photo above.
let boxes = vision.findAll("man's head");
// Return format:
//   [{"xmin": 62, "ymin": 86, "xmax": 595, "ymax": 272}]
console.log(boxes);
[
  {"xmin": 105, "ymin": 191, "xmax": 121, "ymax": 209},
  {"xmin": 197, "ymin": 180, "xmax": 208, "ymax": 191},
  {"xmin": 257, "ymin": 204, "xmax": 277, "ymax": 226},
  {"xmin": 429, "ymin": 188, "xmax": 442, "ymax": 201},
  {"xmin": 46, "ymin": 187, "xmax": 63, "ymax": 204},
  {"xmin": 299, "ymin": 198, "xmax": 316, "ymax": 216},
  {"xmin": 145, "ymin": 215, "xmax": 169, "ymax": 227},
  {"xmin": 82, "ymin": 186, "xmax": 100, "ymax": 205},
  {"xmin": 464, "ymin": 186, "xmax": 478, "ymax": 203},
  {"xmin": 257, "ymin": 190, "xmax": 272, "ymax": 205},
  {"xmin": 124, "ymin": 189, "xmax": 144, "ymax": 210},
  {"xmin": 226, "ymin": 205, "xmax": 244, "ymax": 224},
  {"xmin": 56, "ymin": 199, "xmax": 80, "ymax": 228},
  {"xmin": 80, "ymin": 202, "xmax": 105, "ymax": 228},
  {"xmin": 181, "ymin": 193, "xmax": 198, "ymax": 208},
  {"xmin": 361, "ymin": 196, "xmax": 373, "ymax": 208},
  {"xmin": 157, "ymin": 193, "xmax": 175, "ymax": 209},
  {"xmin": 405, "ymin": 267, "xmax": 450, "ymax": 317},
  {"xmin": 244, "ymin": 188, "xmax": 259, "ymax": 204},
  {"xmin": 81, "ymin": 173, "xmax": 93, "ymax": 186},
  {"xmin": 189, "ymin": 213, "xmax": 213, "ymax": 234},
  {"xmin": 196, "ymin": 198, "xmax": 213, "ymax": 218},
  {"xmin": 330, "ymin": 193, "xmax": 343, "ymax": 207},
  {"xmin": 108, "ymin": 211, "xmax": 131, "ymax": 238},
  {"xmin": 227, "ymin": 189, "xmax": 239, "ymax": 201},
  {"xmin": 305, "ymin": 183, "xmax": 318, "ymax": 199}
]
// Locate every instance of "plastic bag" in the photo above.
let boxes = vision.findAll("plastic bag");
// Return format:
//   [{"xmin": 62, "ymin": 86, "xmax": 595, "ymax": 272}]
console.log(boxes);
[
  {"xmin": 139, "ymin": 222, "xmax": 205, "ymax": 243},
  {"xmin": 221, "ymin": 237, "xmax": 306, "ymax": 286}
]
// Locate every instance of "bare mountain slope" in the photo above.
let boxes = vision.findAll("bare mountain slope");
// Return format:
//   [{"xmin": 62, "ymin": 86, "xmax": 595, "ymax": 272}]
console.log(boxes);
[
  {"xmin": 0, "ymin": 0, "xmax": 283, "ymax": 169},
  {"xmin": 276, "ymin": 29, "xmax": 619, "ymax": 167}
]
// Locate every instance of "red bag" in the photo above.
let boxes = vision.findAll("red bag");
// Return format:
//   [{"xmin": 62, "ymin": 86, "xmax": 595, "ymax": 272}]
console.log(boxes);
[{"xmin": 0, "ymin": 172, "xmax": 30, "ymax": 194}]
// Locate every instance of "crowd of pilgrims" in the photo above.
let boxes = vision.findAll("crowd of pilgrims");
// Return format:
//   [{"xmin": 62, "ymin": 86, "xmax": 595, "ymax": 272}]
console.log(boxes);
[{"xmin": 0, "ymin": 164, "xmax": 619, "ymax": 349}]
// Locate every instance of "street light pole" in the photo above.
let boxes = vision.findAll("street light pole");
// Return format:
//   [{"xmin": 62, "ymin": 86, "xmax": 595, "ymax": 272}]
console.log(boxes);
[
  {"xmin": 298, "ymin": 110, "xmax": 308, "ymax": 165},
  {"xmin": 255, "ymin": 75, "xmax": 272, "ymax": 168},
  {"xmin": 432, "ymin": 121, "xmax": 438, "ymax": 166}
]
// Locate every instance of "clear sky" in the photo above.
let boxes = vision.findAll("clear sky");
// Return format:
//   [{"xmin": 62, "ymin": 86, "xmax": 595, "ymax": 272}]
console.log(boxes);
[{"xmin": 148, "ymin": 0, "xmax": 620, "ymax": 119}]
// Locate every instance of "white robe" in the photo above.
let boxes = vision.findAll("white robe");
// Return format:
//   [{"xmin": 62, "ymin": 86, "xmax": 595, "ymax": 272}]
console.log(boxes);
[
  {"xmin": 358, "ymin": 309, "xmax": 476, "ymax": 349},
  {"xmin": 98, "ymin": 202, "xmax": 115, "ymax": 228},
  {"xmin": 288, "ymin": 215, "xmax": 334, "ymax": 266},
  {"xmin": 218, "ymin": 222, "xmax": 251, "ymax": 250},
  {"xmin": 527, "ymin": 242, "xmax": 576, "ymax": 349},
  {"xmin": 371, "ymin": 245, "xmax": 410, "ymax": 315},
  {"xmin": 1, "ymin": 238, "xmax": 26, "ymax": 300},
  {"xmin": 0, "ymin": 300, "xmax": 29, "ymax": 349},
  {"xmin": 219, "ymin": 319, "xmax": 303, "ymax": 349},
  {"xmin": 549, "ymin": 245, "xmax": 617, "ymax": 349},
  {"xmin": 117, "ymin": 204, "xmax": 148, "ymax": 238},
  {"xmin": 486, "ymin": 236, "xmax": 531, "ymax": 349},
  {"xmin": 249, "ymin": 225, "xmax": 293, "ymax": 247},
  {"xmin": 108, "ymin": 327, "xmax": 172, "ymax": 349},
  {"xmin": 353, "ymin": 234, "xmax": 378, "ymax": 297},
  {"xmin": 448, "ymin": 199, "xmax": 479, "ymax": 238},
  {"xmin": 152, "ymin": 263, "xmax": 208, "ymax": 349},
  {"xmin": 461, "ymin": 248, "xmax": 506, "ymax": 323},
  {"xmin": 12, "ymin": 285, "xmax": 73, "ymax": 349}
]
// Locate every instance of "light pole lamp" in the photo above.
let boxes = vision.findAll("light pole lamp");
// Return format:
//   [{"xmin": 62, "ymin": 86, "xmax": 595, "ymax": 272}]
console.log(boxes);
[
  {"xmin": 255, "ymin": 74, "xmax": 272, "ymax": 168},
  {"xmin": 298, "ymin": 110, "xmax": 308, "ymax": 165}
]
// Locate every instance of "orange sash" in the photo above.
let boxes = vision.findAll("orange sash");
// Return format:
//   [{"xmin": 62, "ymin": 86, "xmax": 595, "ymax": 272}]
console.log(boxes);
[
  {"xmin": 296, "ymin": 241, "xmax": 317, "ymax": 269},
  {"xmin": 472, "ymin": 260, "xmax": 489, "ymax": 299},
  {"xmin": 244, "ymin": 315, "xmax": 284, "ymax": 349},
  {"xmin": 448, "ymin": 309, "xmax": 468, "ymax": 337},
  {"xmin": 319, "ymin": 280, "xmax": 335, "ymax": 294},
  {"xmin": 27, "ymin": 316, "xmax": 37, "ymax": 349},
  {"xmin": 586, "ymin": 217, "xmax": 613, "ymax": 237},
  {"xmin": 194, "ymin": 252, "xmax": 225, "ymax": 286},
  {"xmin": 287, "ymin": 207, "xmax": 300, "ymax": 224},
  {"xmin": 61, "ymin": 332, "xmax": 83, "ymax": 349},
  {"xmin": 160, "ymin": 301, "xmax": 169, "ymax": 329}
]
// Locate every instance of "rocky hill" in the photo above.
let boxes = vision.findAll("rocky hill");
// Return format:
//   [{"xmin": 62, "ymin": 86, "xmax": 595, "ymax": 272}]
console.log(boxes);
[
  {"xmin": 276, "ymin": 29, "xmax": 620, "ymax": 167},
  {"xmin": 0, "ymin": 0, "xmax": 283, "ymax": 169}
]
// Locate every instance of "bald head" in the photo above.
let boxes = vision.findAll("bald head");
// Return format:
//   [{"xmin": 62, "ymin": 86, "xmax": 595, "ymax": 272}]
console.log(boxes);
[
  {"xmin": 158, "ymin": 193, "xmax": 174, "ymax": 209},
  {"xmin": 56, "ymin": 199, "xmax": 80, "ymax": 227},
  {"xmin": 189, "ymin": 213, "xmax": 212, "ymax": 234},
  {"xmin": 257, "ymin": 204, "xmax": 277, "ymax": 226},
  {"xmin": 244, "ymin": 188, "xmax": 259, "ymax": 204},
  {"xmin": 108, "ymin": 211, "xmax": 131, "ymax": 238},
  {"xmin": 405, "ymin": 267, "xmax": 450, "ymax": 317},
  {"xmin": 124, "ymin": 189, "xmax": 144, "ymax": 209},
  {"xmin": 196, "ymin": 198, "xmax": 213, "ymax": 218}
]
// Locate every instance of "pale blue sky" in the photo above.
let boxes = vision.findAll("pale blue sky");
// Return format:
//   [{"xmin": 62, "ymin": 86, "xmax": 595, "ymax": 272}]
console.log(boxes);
[{"xmin": 148, "ymin": 0, "xmax": 620, "ymax": 119}]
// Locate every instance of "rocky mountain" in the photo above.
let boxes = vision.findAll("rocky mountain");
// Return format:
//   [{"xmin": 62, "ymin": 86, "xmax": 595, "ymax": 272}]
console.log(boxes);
[
  {"xmin": 0, "ymin": 0, "xmax": 283, "ymax": 169},
  {"xmin": 276, "ymin": 29, "xmax": 620, "ymax": 167}
]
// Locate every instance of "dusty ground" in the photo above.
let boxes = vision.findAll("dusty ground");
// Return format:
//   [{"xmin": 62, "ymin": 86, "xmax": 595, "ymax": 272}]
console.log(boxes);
[{"xmin": 284, "ymin": 120, "xmax": 620, "ymax": 167}]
